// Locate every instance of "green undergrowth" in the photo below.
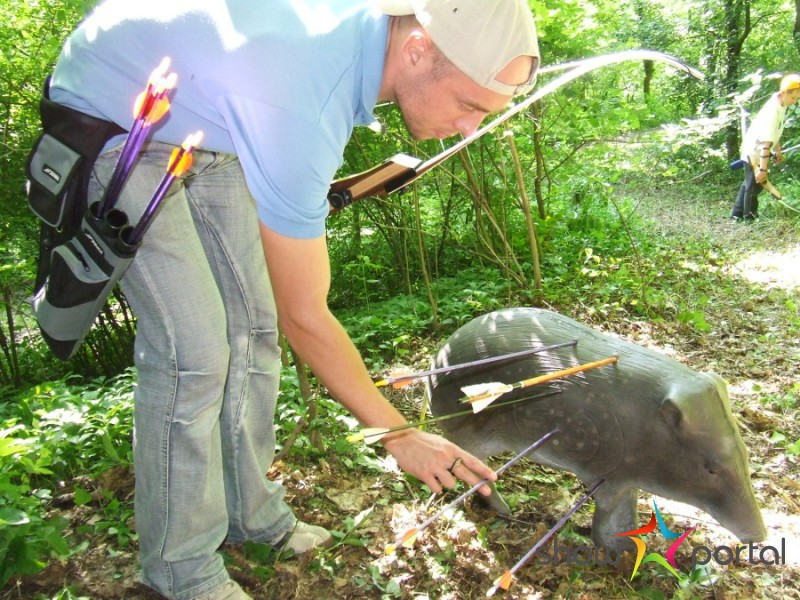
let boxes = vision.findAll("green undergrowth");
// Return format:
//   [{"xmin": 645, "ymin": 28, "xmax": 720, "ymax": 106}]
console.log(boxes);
[{"xmin": 0, "ymin": 371, "xmax": 135, "ymax": 587}]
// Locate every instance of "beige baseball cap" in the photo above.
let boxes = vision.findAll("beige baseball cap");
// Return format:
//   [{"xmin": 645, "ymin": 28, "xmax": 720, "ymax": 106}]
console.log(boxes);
[
  {"xmin": 780, "ymin": 73, "xmax": 800, "ymax": 92},
  {"xmin": 376, "ymin": 0, "xmax": 540, "ymax": 96}
]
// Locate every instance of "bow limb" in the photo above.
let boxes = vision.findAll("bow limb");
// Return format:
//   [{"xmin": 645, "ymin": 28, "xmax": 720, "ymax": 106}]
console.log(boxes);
[
  {"xmin": 536, "ymin": 49, "xmax": 704, "ymax": 79},
  {"xmin": 328, "ymin": 49, "xmax": 703, "ymax": 211}
]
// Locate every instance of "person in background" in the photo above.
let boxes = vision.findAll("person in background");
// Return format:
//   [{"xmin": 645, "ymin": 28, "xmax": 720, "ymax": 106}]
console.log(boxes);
[
  {"xmin": 732, "ymin": 73, "xmax": 800, "ymax": 221},
  {"xmin": 44, "ymin": 1, "xmax": 540, "ymax": 598}
]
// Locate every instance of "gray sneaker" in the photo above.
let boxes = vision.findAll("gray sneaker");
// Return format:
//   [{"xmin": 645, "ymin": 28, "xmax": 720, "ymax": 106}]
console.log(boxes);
[
  {"xmin": 192, "ymin": 580, "xmax": 251, "ymax": 600},
  {"xmin": 277, "ymin": 521, "xmax": 333, "ymax": 555}
]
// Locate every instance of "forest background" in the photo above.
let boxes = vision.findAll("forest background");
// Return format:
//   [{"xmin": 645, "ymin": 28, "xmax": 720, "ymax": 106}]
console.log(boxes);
[{"xmin": 1, "ymin": 1, "xmax": 799, "ymax": 599}]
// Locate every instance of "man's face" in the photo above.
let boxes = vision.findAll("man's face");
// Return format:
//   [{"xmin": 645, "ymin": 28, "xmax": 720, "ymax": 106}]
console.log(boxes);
[
  {"xmin": 394, "ymin": 58, "xmax": 517, "ymax": 141},
  {"xmin": 784, "ymin": 87, "xmax": 800, "ymax": 106}
]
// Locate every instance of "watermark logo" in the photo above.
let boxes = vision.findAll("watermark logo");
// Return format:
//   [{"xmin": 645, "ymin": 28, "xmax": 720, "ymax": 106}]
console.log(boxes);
[
  {"xmin": 616, "ymin": 500, "xmax": 786, "ymax": 582},
  {"xmin": 532, "ymin": 500, "xmax": 786, "ymax": 582},
  {"xmin": 615, "ymin": 500, "xmax": 694, "ymax": 581}
]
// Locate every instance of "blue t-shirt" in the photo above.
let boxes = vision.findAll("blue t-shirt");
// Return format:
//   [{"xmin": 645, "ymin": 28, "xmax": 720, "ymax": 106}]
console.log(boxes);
[{"xmin": 50, "ymin": 0, "xmax": 387, "ymax": 239}]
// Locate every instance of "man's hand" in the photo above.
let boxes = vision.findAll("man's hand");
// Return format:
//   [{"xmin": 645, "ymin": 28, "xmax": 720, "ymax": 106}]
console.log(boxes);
[
  {"xmin": 381, "ymin": 428, "xmax": 497, "ymax": 496},
  {"xmin": 775, "ymin": 143, "xmax": 784, "ymax": 164},
  {"xmin": 755, "ymin": 167, "xmax": 769, "ymax": 184}
]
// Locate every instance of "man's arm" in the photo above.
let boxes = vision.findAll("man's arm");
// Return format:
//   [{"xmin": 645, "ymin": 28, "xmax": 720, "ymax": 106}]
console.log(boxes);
[
  {"xmin": 755, "ymin": 141, "xmax": 773, "ymax": 183},
  {"xmin": 259, "ymin": 223, "xmax": 496, "ymax": 494}
]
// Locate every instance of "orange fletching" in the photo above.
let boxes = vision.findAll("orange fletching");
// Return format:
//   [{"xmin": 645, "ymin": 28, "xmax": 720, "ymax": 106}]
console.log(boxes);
[
  {"xmin": 391, "ymin": 379, "xmax": 414, "ymax": 390},
  {"xmin": 146, "ymin": 97, "xmax": 171, "ymax": 125},
  {"xmin": 498, "ymin": 571, "xmax": 514, "ymax": 590},
  {"xmin": 398, "ymin": 528, "xmax": 419, "ymax": 548},
  {"xmin": 169, "ymin": 149, "xmax": 194, "ymax": 177},
  {"xmin": 133, "ymin": 90, "xmax": 148, "ymax": 119}
]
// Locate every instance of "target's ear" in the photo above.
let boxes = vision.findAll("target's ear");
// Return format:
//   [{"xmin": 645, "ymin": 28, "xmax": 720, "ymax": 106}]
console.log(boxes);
[{"xmin": 660, "ymin": 398, "xmax": 684, "ymax": 431}]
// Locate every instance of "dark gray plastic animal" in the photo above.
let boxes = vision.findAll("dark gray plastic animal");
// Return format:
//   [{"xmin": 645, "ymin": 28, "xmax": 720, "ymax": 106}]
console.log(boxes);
[{"xmin": 426, "ymin": 307, "xmax": 766, "ymax": 552}]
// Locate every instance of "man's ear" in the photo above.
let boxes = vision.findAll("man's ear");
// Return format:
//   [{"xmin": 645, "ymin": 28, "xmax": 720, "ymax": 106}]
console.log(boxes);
[{"xmin": 402, "ymin": 29, "xmax": 431, "ymax": 68}]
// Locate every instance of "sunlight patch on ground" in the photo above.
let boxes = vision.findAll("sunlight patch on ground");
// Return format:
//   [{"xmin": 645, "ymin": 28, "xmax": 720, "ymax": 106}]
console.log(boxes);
[{"xmin": 732, "ymin": 244, "xmax": 800, "ymax": 290}]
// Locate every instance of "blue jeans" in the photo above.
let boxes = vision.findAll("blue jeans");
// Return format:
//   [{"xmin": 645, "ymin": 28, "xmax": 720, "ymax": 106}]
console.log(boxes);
[{"xmin": 89, "ymin": 142, "xmax": 296, "ymax": 599}]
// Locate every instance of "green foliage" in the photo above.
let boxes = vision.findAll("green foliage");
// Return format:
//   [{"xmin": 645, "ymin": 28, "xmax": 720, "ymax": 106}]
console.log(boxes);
[
  {"xmin": 75, "ymin": 488, "xmax": 137, "ymax": 549},
  {"xmin": 0, "ymin": 370, "xmax": 135, "ymax": 585},
  {"xmin": 763, "ymin": 383, "xmax": 800, "ymax": 457},
  {"xmin": 763, "ymin": 382, "xmax": 800, "ymax": 413},
  {"xmin": 329, "ymin": 506, "xmax": 374, "ymax": 550},
  {"xmin": 334, "ymin": 267, "xmax": 514, "ymax": 371}
]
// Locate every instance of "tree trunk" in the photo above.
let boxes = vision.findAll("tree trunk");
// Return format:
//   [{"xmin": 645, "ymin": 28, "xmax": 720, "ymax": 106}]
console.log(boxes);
[
  {"xmin": 722, "ymin": 0, "xmax": 751, "ymax": 159},
  {"xmin": 504, "ymin": 131, "xmax": 542, "ymax": 295},
  {"xmin": 643, "ymin": 60, "xmax": 654, "ymax": 97},
  {"xmin": 795, "ymin": 0, "xmax": 800, "ymax": 57}
]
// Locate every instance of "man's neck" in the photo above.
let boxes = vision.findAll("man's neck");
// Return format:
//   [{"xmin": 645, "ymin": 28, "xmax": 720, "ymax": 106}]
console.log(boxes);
[{"xmin": 377, "ymin": 16, "xmax": 399, "ymax": 103}]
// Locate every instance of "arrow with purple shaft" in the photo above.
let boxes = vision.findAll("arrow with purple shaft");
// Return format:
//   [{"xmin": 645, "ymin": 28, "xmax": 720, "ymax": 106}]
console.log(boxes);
[
  {"xmin": 122, "ymin": 130, "xmax": 203, "ymax": 247},
  {"xmin": 487, "ymin": 478, "xmax": 606, "ymax": 596},
  {"xmin": 95, "ymin": 57, "xmax": 176, "ymax": 218},
  {"xmin": 374, "ymin": 340, "xmax": 578, "ymax": 389}
]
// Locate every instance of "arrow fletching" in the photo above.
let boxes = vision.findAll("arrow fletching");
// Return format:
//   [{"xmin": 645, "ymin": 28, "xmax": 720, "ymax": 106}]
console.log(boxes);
[
  {"xmin": 470, "ymin": 394, "xmax": 505, "ymax": 413},
  {"xmin": 461, "ymin": 356, "xmax": 618, "ymax": 411},
  {"xmin": 168, "ymin": 131, "xmax": 204, "ymax": 177},
  {"xmin": 487, "ymin": 570, "xmax": 513, "ymax": 595},
  {"xmin": 485, "ymin": 572, "xmax": 513, "ymax": 596},
  {"xmin": 460, "ymin": 382, "xmax": 513, "ymax": 413},
  {"xmin": 145, "ymin": 96, "xmax": 171, "ymax": 125},
  {"xmin": 133, "ymin": 56, "xmax": 170, "ymax": 119},
  {"xmin": 390, "ymin": 527, "xmax": 419, "ymax": 551},
  {"xmin": 122, "ymin": 130, "xmax": 204, "ymax": 247},
  {"xmin": 383, "ymin": 529, "xmax": 421, "ymax": 554},
  {"xmin": 96, "ymin": 57, "xmax": 177, "ymax": 218},
  {"xmin": 345, "ymin": 431, "xmax": 367, "ymax": 444},
  {"xmin": 134, "ymin": 59, "xmax": 176, "ymax": 121},
  {"xmin": 460, "ymin": 382, "xmax": 512, "ymax": 398},
  {"xmin": 374, "ymin": 369, "xmax": 414, "ymax": 389},
  {"xmin": 498, "ymin": 571, "xmax": 514, "ymax": 590},
  {"xmin": 133, "ymin": 91, "xmax": 149, "ymax": 121},
  {"xmin": 148, "ymin": 56, "xmax": 172, "ymax": 90},
  {"xmin": 140, "ymin": 73, "xmax": 176, "ymax": 125},
  {"xmin": 390, "ymin": 377, "xmax": 415, "ymax": 390},
  {"xmin": 350, "ymin": 427, "xmax": 388, "ymax": 445}
]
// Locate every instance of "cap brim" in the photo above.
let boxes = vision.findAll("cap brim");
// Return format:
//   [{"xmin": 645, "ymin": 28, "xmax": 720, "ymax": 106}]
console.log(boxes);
[{"xmin": 373, "ymin": 0, "xmax": 415, "ymax": 16}]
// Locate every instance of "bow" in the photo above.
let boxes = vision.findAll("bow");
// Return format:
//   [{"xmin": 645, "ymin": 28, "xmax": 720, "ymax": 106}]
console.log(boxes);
[{"xmin": 328, "ymin": 50, "xmax": 704, "ymax": 212}]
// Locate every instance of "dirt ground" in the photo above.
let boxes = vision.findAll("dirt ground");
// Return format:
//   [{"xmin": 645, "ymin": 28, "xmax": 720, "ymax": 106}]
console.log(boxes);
[{"xmin": 4, "ymin": 186, "xmax": 799, "ymax": 600}]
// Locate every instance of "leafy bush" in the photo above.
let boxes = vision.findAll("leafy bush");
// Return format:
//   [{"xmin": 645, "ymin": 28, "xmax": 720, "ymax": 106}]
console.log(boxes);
[{"xmin": 0, "ymin": 370, "xmax": 135, "ymax": 585}]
